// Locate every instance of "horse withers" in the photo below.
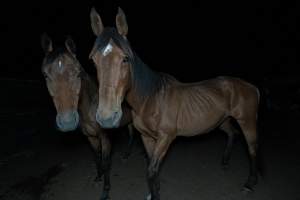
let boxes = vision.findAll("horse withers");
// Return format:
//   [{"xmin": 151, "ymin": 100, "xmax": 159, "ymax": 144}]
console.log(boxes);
[{"xmin": 41, "ymin": 34, "xmax": 134, "ymax": 200}]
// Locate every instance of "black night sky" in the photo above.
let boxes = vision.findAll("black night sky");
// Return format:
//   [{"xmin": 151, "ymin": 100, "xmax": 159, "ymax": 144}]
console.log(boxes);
[
  {"xmin": 1, "ymin": 1, "xmax": 299, "ymax": 81},
  {"xmin": 0, "ymin": 1, "xmax": 300, "ymax": 200}
]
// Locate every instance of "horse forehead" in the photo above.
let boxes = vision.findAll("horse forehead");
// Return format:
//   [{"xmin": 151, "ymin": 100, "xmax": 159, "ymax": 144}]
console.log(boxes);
[
  {"xmin": 58, "ymin": 60, "xmax": 62, "ymax": 68},
  {"xmin": 45, "ymin": 59, "xmax": 70, "ymax": 76},
  {"xmin": 56, "ymin": 55, "xmax": 77, "ymax": 73},
  {"xmin": 102, "ymin": 43, "xmax": 113, "ymax": 56},
  {"xmin": 55, "ymin": 58, "xmax": 65, "ymax": 74}
]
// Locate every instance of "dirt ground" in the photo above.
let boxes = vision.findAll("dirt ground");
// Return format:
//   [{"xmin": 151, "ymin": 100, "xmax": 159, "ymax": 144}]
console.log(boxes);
[{"xmin": 0, "ymin": 110, "xmax": 300, "ymax": 200}]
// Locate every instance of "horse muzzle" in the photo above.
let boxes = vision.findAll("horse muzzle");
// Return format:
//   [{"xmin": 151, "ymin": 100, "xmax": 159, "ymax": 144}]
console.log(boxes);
[
  {"xmin": 56, "ymin": 110, "xmax": 79, "ymax": 132},
  {"xmin": 96, "ymin": 109, "xmax": 122, "ymax": 128}
]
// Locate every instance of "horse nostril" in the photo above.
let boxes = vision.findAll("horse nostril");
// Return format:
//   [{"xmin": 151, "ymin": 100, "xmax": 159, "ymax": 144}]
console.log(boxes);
[
  {"xmin": 96, "ymin": 111, "xmax": 101, "ymax": 123},
  {"xmin": 74, "ymin": 112, "xmax": 79, "ymax": 124},
  {"xmin": 112, "ymin": 111, "xmax": 119, "ymax": 120},
  {"xmin": 56, "ymin": 115, "xmax": 63, "ymax": 128}
]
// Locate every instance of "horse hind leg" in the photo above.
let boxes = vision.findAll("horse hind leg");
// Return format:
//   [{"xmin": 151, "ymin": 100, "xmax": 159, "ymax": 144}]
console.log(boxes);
[
  {"xmin": 236, "ymin": 117, "xmax": 258, "ymax": 192},
  {"xmin": 219, "ymin": 118, "xmax": 240, "ymax": 169}
]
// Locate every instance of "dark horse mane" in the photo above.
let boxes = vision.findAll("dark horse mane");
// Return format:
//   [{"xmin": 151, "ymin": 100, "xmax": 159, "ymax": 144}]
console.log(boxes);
[{"xmin": 94, "ymin": 27, "xmax": 165, "ymax": 98}]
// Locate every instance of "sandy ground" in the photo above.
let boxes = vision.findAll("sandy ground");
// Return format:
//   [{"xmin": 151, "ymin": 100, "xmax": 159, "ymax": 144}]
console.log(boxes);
[{"xmin": 0, "ymin": 111, "xmax": 300, "ymax": 200}]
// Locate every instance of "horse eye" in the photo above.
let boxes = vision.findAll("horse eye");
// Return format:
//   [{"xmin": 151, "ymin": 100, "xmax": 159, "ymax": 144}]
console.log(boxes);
[{"xmin": 123, "ymin": 56, "xmax": 129, "ymax": 63}]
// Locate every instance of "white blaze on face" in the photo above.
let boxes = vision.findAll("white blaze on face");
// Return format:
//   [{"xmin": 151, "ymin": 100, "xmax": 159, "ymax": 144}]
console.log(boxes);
[
  {"xmin": 58, "ymin": 60, "xmax": 64, "ymax": 74},
  {"xmin": 102, "ymin": 43, "xmax": 113, "ymax": 56},
  {"xmin": 58, "ymin": 60, "xmax": 62, "ymax": 68}
]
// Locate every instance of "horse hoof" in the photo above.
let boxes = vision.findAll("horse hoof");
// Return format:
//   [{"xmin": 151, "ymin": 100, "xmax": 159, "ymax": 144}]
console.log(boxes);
[
  {"xmin": 241, "ymin": 186, "xmax": 254, "ymax": 194},
  {"xmin": 242, "ymin": 176, "xmax": 257, "ymax": 193},
  {"xmin": 145, "ymin": 193, "xmax": 151, "ymax": 200},
  {"xmin": 100, "ymin": 193, "xmax": 110, "ymax": 200}
]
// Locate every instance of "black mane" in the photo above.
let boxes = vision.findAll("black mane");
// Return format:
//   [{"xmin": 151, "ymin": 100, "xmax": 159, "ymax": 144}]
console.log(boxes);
[{"xmin": 94, "ymin": 27, "xmax": 164, "ymax": 98}]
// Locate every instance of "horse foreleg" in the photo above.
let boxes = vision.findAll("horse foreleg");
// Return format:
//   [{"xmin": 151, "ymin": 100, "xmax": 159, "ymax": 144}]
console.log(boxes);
[
  {"xmin": 122, "ymin": 123, "xmax": 134, "ymax": 160},
  {"xmin": 99, "ymin": 133, "xmax": 112, "ymax": 200},
  {"xmin": 142, "ymin": 134, "xmax": 174, "ymax": 200},
  {"xmin": 87, "ymin": 136, "xmax": 103, "ymax": 181}
]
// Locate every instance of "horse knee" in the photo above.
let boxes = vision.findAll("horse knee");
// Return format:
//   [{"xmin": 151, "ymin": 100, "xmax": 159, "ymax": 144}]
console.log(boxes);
[{"xmin": 148, "ymin": 166, "xmax": 158, "ymax": 178}]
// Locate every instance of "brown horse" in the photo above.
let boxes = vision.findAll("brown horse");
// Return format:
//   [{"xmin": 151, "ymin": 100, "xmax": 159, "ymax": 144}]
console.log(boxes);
[
  {"xmin": 41, "ymin": 34, "xmax": 134, "ymax": 200},
  {"xmin": 89, "ymin": 7, "xmax": 260, "ymax": 200}
]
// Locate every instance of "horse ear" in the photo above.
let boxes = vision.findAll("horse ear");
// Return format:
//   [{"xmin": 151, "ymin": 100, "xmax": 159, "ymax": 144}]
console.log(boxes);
[
  {"xmin": 90, "ymin": 7, "xmax": 104, "ymax": 36},
  {"xmin": 41, "ymin": 33, "xmax": 53, "ymax": 53},
  {"xmin": 65, "ymin": 36, "xmax": 76, "ymax": 55},
  {"xmin": 116, "ymin": 7, "xmax": 128, "ymax": 37}
]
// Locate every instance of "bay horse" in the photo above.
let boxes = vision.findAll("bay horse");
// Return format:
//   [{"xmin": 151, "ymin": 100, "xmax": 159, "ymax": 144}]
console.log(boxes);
[
  {"xmin": 89, "ymin": 7, "xmax": 260, "ymax": 200},
  {"xmin": 41, "ymin": 34, "xmax": 134, "ymax": 200}
]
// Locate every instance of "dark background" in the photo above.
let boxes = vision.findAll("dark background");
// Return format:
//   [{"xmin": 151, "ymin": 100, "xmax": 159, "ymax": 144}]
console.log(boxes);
[
  {"xmin": 1, "ymin": 0, "xmax": 300, "ymax": 80},
  {"xmin": 0, "ymin": 1, "xmax": 300, "ymax": 199}
]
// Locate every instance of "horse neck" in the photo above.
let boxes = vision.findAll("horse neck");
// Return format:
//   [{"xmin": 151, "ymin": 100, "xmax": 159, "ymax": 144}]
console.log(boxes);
[
  {"xmin": 125, "ymin": 54, "xmax": 163, "ymax": 112},
  {"xmin": 78, "ymin": 70, "xmax": 98, "ymax": 114}
]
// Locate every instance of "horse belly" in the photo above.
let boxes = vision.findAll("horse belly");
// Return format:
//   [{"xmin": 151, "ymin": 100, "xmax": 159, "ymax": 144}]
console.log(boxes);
[{"xmin": 176, "ymin": 108, "xmax": 225, "ymax": 137}]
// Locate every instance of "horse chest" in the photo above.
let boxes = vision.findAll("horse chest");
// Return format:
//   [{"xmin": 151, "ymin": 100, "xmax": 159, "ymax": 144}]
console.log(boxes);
[
  {"xmin": 132, "ymin": 110, "xmax": 159, "ymax": 138},
  {"xmin": 79, "ymin": 108, "xmax": 98, "ymax": 137},
  {"xmin": 80, "ymin": 122, "xmax": 98, "ymax": 137}
]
